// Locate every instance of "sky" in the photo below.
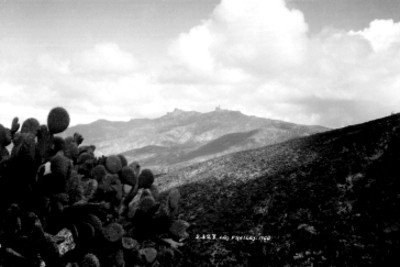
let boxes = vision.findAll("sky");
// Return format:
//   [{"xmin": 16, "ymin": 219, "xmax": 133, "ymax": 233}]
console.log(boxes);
[{"xmin": 1, "ymin": 0, "xmax": 400, "ymax": 128}]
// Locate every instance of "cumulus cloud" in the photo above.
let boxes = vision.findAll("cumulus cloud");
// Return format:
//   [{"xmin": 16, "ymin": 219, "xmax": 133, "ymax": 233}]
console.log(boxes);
[
  {"xmin": 166, "ymin": 0, "xmax": 400, "ymax": 127},
  {"xmin": 350, "ymin": 19, "xmax": 400, "ymax": 52},
  {"xmin": 167, "ymin": 0, "xmax": 308, "ymax": 83},
  {"xmin": 1, "ymin": 0, "xmax": 400, "ymax": 128}
]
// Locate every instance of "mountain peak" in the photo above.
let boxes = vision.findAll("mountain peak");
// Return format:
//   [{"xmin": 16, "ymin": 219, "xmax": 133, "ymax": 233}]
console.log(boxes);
[
  {"xmin": 213, "ymin": 106, "xmax": 236, "ymax": 113},
  {"xmin": 163, "ymin": 108, "xmax": 201, "ymax": 118},
  {"xmin": 170, "ymin": 108, "xmax": 185, "ymax": 115}
]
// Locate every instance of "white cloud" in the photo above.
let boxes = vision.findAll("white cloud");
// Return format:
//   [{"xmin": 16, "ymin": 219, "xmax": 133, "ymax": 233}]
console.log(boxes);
[
  {"xmin": 1, "ymin": 0, "xmax": 400, "ymax": 129},
  {"xmin": 170, "ymin": 23, "xmax": 215, "ymax": 75},
  {"xmin": 350, "ymin": 19, "xmax": 400, "ymax": 52},
  {"xmin": 170, "ymin": 0, "xmax": 308, "ymax": 77},
  {"xmin": 73, "ymin": 43, "xmax": 137, "ymax": 74},
  {"xmin": 165, "ymin": 0, "xmax": 400, "ymax": 127}
]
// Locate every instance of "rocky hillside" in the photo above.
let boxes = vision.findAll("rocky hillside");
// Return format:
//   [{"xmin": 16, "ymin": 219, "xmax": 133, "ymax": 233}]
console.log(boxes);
[
  {"xmin": 157, "ymin": 113, "xmax": 400, "ymax": 266},
  {"xmin": 65, "ymin": 108, "xmax": 327, "ymax": 171}
]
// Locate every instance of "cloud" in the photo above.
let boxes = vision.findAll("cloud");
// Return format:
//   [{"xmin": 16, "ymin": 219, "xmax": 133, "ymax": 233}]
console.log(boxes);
[
  {"xmin": 73, "ymin": 43, "xmax": 137, "ymax": 75},
  {"xmin": 350, "ymin": 19, "xmax": 400, "ymax": 52},
  {"xmin": 169, "ymin": 0, "xmax": 308, "ymax": 78},
  {"xmin": 166, "ymin": 0, "xmax": 400, "ymax": 127},
  {"xmin": 0, "ymin": 42, "xmax": 146, "ymax": 126},
  {"xmin": 1, "ymin": 0, "xmax": 400, "ymax": 129}
]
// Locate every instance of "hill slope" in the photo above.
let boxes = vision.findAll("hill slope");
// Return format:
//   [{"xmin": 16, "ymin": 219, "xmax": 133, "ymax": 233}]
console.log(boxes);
[
  {"xmin": 65, "ymin": 109, "xmax": 327, "ymax": 170},
  {"xmin": 157, "ymin": 114, "xmax": 400, "ymax": 266}
]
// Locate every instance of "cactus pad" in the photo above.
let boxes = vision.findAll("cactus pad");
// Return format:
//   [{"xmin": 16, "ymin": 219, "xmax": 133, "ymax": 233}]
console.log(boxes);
[
  {"xmin": 138, "ymin": 195, "xmax": 157, "ymax": 214},
  {"xmin": 53, "ymin": 136, "xmax": 66, "ymax": 152},
  {"xmin": 117, "ymin": 154, "xmax": 128, "ymax": 167},
  {"xmin": 78, "ymin": 152, "xmax": 95, "ymax": 165},
  {"xmin": 122, "ymin": 237, "xmax": 138, "ymax": 250},
  {"xmin": 51, "ymin": 153, "xmax": 72, "ymax": 180},
  {"xmin": 79, "ymin": 145, "xmax": 96, "ymax": 156},
  {"xmin": 91, "ymin": 165, "xmax": 107, "ymax": 182},
  {"xmin": 47, "ymin": 107, "xmax": 70, "ymax": 134},
  {"xmin": 105, "ymin": 155, "xmax": 123, "ymax": 174},
  {"xmin": 11, "ymin": 117, "xmax": 20, "ymax": 135},
  {"xmin": 119, "ymin": 166, "xmax": 136, "ymax": 186},
  {"xmin": 83, "ymin": 213, "xmax": 103, "ymax": 236},
  {"xmin": 138, "ymin": 169, "xmax": 155, "ymax": 189},
  {"xmin": 0, "ymin": 124, "xmax": 12, "ymax": 146},
  {"xmin": 139, "ymin": 247, "xmax": 157, "ymax": 264},
  {"xmin": 11, "ymin": 132, "xmax": 36, "ymax": 161},
  {"xmin": 21, "ymin": 117, "xmax": 40, "ymax": 135},
  {"xmin": 64, "ymin": 136, "xmax": 79, "ymax": 161},
  {"xmin": 103, "ymin": 222, "xmax": 124, "ymax": 242},
  {"xmin": 81, "ymin": 253, "xmax": 100, "ymax": 267}
]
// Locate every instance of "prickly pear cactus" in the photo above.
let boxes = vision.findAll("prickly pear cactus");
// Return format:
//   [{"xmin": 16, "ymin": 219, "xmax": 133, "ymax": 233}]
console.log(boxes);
[
  {"xmin": 47, "ymin": 107, "xmax": 70, "ymax": 134},
  {"xmin": 0, "ymin": 124, "xmax": 12, "ymax": 146},
  {"xmin": 73, "ymin": 132, "xmax": 84, "ymax": 146},
  {"xmin": 37, "ymin": 124, "xmax": 54, "ymax": 161},
  {"xmin": 81, "ymin": 253, "xmax": 101, "ymax": 267},
  {"xmin": 51, "ymin": 153, "xmax": 72, "ymax": 181},
  {"xmin": 82, "ymin": 213, "xmax": 103, "ymax": 236},
  {"xmin": 138, "ymin": 169, "xmax": 155, "ymax": 189},
  {"xmin": 117, "ymin": 154, "xmax": 128, "ymax": 167},
  {"xmin": 79, "ymin": 145, "xmax": 96, "ymax": 156},
  {"xmin": 64, "ymin": 136, "xmax": 79, "ymax": 161},
  {"xmin": 53, "ymin": 136, "xmax": 66, "ymax": 152},
  {"xmin": 91, "ymin": 164, "xmax": 107, "ymax": 182},
  {"xmin": 21, "ymin": 117, "xmax": 40, "ymax": 135},
  {"xmin": 77, "ymin": 152, "xmax": 94, "ymax": 165},
  {"xmin": 139, "ymin": 247, "xmax": 157, "ymax": 264},
  {"xmin": 10, "ymin": 116, "xmax": 20, "ymax": 135},
  {"xmin": 103, "ymin": 222, "xmax": 124, "ymax": 243},
  {"xmin": 0, "ymin": 114, "xmax": 187, "ymax": 266},
  {"xmin": 105, "ymin": 155, "xmax": 123, "ymax": 174},
  {"xmin": 66, "ymin": 170, "xmax": 84, "ymax": 204},
  {"xmin": 138, "ymin": 194, "xmax": 157, "ymax": 214},
  {"xmin": 50, "ymin": 153, "xmax": 73, "ymax": 194},
  {"xmin": 11, "ymin": 132, "xmax": 36, "ymax": 161},
  {"xmin": 122, "ymin": 236, "xmax": 138, "ymax": 250},
  {"xmin": 119, "ymin": 166, "xmax": 136, "ymax": 186}
]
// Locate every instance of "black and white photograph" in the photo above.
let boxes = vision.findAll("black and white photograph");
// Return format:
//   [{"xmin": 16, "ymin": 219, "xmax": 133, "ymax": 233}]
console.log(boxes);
[{"xmin": 0, "ymin": 0, "xmax": 400, "ymax": 266}]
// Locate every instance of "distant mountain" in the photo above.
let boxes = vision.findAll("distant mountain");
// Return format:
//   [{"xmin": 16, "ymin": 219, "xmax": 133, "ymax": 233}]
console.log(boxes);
[
  {"xmin": 158, "ymin": 113, "xmax": 400, "ymax": 266},
  {"xmin": 64, "ymin": 108, "xmax": 328, "ymax": 170}
]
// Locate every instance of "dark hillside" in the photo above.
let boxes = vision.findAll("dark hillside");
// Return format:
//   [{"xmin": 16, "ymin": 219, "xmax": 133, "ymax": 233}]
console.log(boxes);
[{"xmin": 158, "ymin": 114, "xmax": 400, "ymax": 266}]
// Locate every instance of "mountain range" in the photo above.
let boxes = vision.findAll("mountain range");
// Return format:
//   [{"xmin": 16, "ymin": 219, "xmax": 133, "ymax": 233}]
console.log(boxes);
[{"xmin": 64, "ymin": 108, "xmax": 328, "ymax": 171}]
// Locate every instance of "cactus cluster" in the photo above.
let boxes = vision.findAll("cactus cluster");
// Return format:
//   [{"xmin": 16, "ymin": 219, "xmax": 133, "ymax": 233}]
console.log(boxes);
[{"xmin": 0, "ymin": 107, "xmax": 187, "ymax": 267}]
